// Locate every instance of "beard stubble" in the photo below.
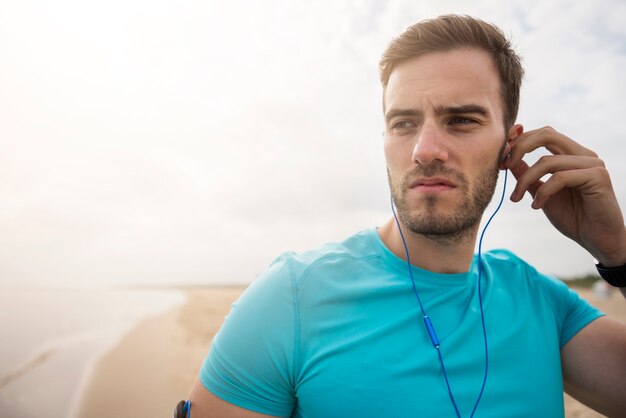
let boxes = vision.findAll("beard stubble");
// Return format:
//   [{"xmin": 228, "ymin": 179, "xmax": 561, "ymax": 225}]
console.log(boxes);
[{"xmin": 389, "ymin": 157, "xmax": 501, "ymax": 244}]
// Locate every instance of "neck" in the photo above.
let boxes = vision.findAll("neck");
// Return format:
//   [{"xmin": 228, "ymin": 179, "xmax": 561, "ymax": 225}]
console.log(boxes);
[{"xmin": 378, "ymin": 217, "xmax": 478, "ymax": 274}]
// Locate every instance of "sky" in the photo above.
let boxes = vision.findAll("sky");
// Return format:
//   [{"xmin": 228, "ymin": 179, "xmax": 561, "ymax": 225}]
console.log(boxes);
[{"xmin": 1, "ymin": 0, "xmax": 625, "ymax": 288}]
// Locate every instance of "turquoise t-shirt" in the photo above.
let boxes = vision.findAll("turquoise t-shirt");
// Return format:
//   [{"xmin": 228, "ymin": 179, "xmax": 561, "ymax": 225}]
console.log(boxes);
[{"xmin": 200, "ymin": 229, "xmax": 603, "ymax": 417}]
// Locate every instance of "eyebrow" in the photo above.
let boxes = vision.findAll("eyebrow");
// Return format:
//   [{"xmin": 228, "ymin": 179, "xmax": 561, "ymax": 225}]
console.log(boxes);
[
  {"xmin": 436, "ymin": 104, "xmax": 490, "ymax": 117},
  {"xmin": 385, "ymin": 104, "xmax": 491, "ymax": 123}
]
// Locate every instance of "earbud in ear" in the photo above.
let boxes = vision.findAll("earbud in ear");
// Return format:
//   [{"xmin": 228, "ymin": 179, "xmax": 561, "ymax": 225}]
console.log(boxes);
[{"xmin": 499, "ymin": 148, "xmax": 512, "ymax": 170}]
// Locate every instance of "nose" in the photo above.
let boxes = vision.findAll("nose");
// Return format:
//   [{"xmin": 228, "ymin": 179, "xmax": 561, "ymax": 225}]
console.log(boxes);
[{"xmin": 412, "ymin": 122, "xmax": 448, "ymax": 165}]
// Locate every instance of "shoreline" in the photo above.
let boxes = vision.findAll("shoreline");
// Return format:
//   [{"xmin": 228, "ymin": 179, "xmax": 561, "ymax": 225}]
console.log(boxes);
[
  {"xmin": 73, "ymin": 287, "xmax": 623, "ymax": 418},
  {"xmin": 71, "ymin": 287, "xmax": 245, "ymax": 418},
  {"xmin": 0, "ymin": 287, "xmax": 186, "ymax": 418}
]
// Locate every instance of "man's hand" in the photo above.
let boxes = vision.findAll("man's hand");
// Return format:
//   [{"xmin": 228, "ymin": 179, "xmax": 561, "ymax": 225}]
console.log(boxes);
[{"xmin": 504, "ymin": 126, "xmax": 626, "ymax": 267}]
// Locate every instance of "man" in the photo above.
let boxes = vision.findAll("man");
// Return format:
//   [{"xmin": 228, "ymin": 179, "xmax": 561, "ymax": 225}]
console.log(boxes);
[{"xmin": 184, "ymin": 15, "xmax": 626, "ymax": 417}]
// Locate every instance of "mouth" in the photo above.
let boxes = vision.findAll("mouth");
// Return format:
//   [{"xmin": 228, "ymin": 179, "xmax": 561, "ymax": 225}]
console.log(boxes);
[{"xmin": 409, "ymin": 177, "xmax": 457, "ymax": 192}]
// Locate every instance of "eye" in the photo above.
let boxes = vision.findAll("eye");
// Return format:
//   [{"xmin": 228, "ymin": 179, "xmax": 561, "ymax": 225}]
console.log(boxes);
[
  {"xmin": 390, "ymin": 120, "xmax": 416, "ymax": 130},
  {"xmin": 448, "ymin": 116, "xmax": 477, "ymax": 125}
]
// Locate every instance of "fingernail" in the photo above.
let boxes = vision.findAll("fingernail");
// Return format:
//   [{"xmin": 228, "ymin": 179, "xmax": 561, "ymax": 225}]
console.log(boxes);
[{"xmin": 531, "ymin": 198, "xmax": 540, "ymax": 210}]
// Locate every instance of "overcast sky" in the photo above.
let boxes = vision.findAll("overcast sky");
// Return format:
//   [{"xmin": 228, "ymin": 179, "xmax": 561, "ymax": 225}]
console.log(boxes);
[{"xmin": 1, "ymin": 0, "xmax": 625, "ymax": 288}]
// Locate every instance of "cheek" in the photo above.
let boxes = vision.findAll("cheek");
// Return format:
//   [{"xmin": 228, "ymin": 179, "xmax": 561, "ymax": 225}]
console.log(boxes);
[{"xmin": 467, "ymin": 138, "xmax": 505, "ymax": 167}]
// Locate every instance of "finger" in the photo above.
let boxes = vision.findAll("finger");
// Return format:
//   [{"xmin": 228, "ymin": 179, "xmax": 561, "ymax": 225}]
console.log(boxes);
[
  {"xmin": 509, "ymin": 159, "xmax": 544, "ymax": 201},
  {"xmin": 510, "ymin": 155, "xmax": 604, "ymax": 202},
  {"xmin": 530, "ymin": 167, "xmax": 606, "ymax": 209},
  {"xmin": 506, "ymin": 126, "xmax": 597, "ymax": 169}
]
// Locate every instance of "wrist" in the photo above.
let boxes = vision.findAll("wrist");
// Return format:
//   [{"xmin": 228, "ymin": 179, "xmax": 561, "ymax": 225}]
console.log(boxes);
[
  {"xmin": 596, "ymin": 262, "xmax": 626, "ymax": 288},
  {"xmin": 596, "ymin": 256, "xmax": 626, "ymax": 268},
  {"xmin": 592, "ymin": 228, "xmax": 626, "ymax": 267}
]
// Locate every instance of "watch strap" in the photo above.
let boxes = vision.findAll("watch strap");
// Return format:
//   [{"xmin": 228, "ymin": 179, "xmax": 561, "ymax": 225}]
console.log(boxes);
[{"xmin": 596, "ymin": 262, "xmax": 626, "ymax": 287}]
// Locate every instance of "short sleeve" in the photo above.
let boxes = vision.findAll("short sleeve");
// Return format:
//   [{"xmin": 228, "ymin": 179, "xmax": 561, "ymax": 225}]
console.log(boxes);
[
  {"xmin": 538, "ymin": 273, "xmax": 605, "ymax": 348},
  {"xmin": 199, "ymin": 254, "xmax": 297, "ymax": 417}
]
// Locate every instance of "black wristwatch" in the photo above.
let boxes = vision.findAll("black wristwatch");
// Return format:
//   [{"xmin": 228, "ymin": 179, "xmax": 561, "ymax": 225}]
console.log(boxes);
[{"xmin": 596, "ymin": 262, "xmax": 626, "ymax": 287}]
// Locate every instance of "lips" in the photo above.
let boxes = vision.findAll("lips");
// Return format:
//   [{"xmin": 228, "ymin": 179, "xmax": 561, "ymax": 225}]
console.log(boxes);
[{"xmin": 410, "ymin": 177, "xmax": 457, "ymax": 190}]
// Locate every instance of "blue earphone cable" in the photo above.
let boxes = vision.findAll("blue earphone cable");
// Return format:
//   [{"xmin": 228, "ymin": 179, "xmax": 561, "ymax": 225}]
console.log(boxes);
[
  {"xmin": 390, "ymin": 169, "xmax": 508, "ymax": 418},
  {"xmin": 470, "ymin": 168, "xmax": 508, "ymax": 417},
  {"xmin": 390, "ymin": 198, "xmax": 462, "ymax": 418},
  {"xmin": 183, "ymin": 400, "xmax": 191, "ymax": 417}
]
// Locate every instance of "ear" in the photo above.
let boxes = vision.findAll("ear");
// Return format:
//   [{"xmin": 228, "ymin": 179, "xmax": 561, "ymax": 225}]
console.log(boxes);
[
  {"xmin": 503, "ymin": 124, "xmax": 524, "ymax": 158},
  {"xmin": 499, "ymin": 124, "xmax": 523, "ymax": 170}
]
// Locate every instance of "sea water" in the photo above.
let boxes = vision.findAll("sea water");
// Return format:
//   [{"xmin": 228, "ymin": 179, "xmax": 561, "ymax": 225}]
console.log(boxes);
[{"xmin": 0, "ymin": 286, "xmax": 185, "ymax": 418}]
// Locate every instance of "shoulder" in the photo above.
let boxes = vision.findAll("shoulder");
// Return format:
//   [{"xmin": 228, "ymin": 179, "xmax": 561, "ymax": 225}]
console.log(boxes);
[
  {"xmin": 481, "ymin": 248, "xmax": 537, "ymax": 272},
  {"xmin": 481, "ymin": 248, "xmax": 565, "ymax": 290},
  {"xmin": 480, "ymin": 248, "xmax": 583, "ymax": 310},
  {"xmin": 264, "ymin": 229, "xmax": 381, "ymax": 289},
  {"xmin": 482, "ymin": 249, "xmax": 603, "ymax": 341}
]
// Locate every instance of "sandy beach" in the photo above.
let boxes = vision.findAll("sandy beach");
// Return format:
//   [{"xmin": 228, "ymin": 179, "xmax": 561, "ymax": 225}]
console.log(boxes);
[{"xmin": 73, "ymin": 286, "xmax": 626, "ymax": 418}]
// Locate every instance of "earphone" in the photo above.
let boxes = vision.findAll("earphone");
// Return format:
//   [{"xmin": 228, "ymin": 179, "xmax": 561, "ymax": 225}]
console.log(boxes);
[{"xmin": 390, "ymin": 168, "xmax": 509, "ymax": 418}]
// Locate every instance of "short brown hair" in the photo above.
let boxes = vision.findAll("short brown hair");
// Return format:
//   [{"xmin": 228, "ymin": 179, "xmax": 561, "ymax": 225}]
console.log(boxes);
[{"xmin": 379, "ymin": 14, "xmax": 524, "ymax": 128}]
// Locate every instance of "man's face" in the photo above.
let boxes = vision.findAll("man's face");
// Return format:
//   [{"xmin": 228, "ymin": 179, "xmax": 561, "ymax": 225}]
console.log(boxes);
[{"xmin": 383, "ymin": 48, "xmax": 508, "ymax": 239}]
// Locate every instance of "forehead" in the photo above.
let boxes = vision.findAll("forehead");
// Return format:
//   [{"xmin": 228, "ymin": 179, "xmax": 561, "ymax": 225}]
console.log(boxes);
[{"xmin": 384, "ymin": 48, "xmax": 503, "ymax": 119}]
